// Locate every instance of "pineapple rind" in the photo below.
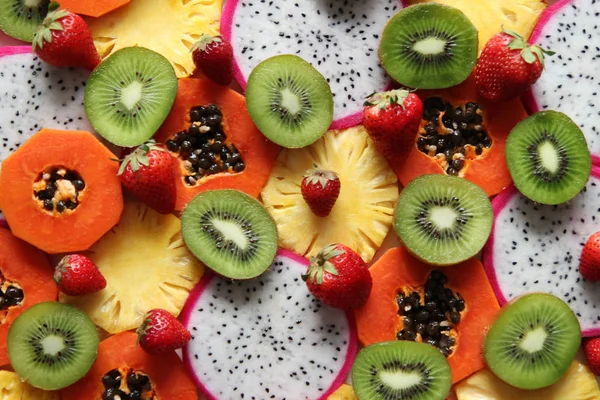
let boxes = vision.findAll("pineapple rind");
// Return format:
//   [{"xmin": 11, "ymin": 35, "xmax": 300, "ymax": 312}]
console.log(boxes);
[
  {"xmin": 60, "ymin": 199, "xmax": 204, "ymax": 334},
  {"xmin": 261, "ymin": 126, "xmax": 399, "ymax": 263},
  {"xmin": 0, "ymin": 371, "xmax": 60, "ymax": 400},
  {"xmin": 87, "ymin": 0, "xmax": 223, "ymax": 77}
]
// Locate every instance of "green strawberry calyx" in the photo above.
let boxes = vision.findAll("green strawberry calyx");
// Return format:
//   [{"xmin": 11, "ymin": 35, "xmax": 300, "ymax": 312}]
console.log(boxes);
[
  {"xmin": 191, "ymin": 33, "xmax": 223, "ymax": 53},
  {"xmin": 503, "ymin": 28, "xmax": 555, "ymax": 67},
  {"xmin": 32, "ymin": 2, "xmax": 68, "ymax": 52},
  {"xmin": 136, "ymin": 312, "xmax": 155, "ymax": 345},
  {"xmin": 303, "ymin": 164, "xmax": 339, "ymax": 189},
  {"xmin": 53, "ymin": 254, "xmax": 72, "ymax": 284},
  {"xmin": 302, "ymin": 244, "xmax": 344, "ymax": 285},
  {"xmin": 364, "ymin": 89, "xmax": 411, "ymax": 110},
  {"xmin": 117, "ymin": 139, "xmax": 166, "ymax": 176}
]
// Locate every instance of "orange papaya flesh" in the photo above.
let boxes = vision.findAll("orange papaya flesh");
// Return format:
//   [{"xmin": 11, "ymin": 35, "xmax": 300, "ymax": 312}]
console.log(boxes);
[
  {"xmin": 0, "ymin": 129, "xmax": 123, "ymax": 254},
  {"xmin": 154, "ymin": 78, "xmax": 280, "ymax": 211},
  {"xmin": 59, "ymin": 0, "xmax": 131, "ymax": 17},
  {"xmin": 0, "ymin": 228, "xmax": 57, "ymax": 367},
  {"xmin": 390, "ymin": 76, "xmax": 528, "ymax": 197},
  {"xmin": 60, "ymin": 332, "xmax": 197, "ymax": 400},
  {"xmin": 355, "ymin": 246, "xmax": 500, "ymax": 383}
]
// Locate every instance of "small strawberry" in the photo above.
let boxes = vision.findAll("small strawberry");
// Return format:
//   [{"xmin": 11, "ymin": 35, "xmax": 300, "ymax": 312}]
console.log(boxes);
[
  {"xmin": 302, "ymin": 243, "xmax": 372, "ymax": 310},
  {"xmin": 475, "ymin": 29, "xmax": 554, "ymax": 102},
  {"xmin": 583, "ymin": 337, "xmax": 600, "ymax": 375},
  {"xmin": 137, "ymin": 309, "xmax": 191, "ymax": 355},
  {"xmin": 580, "ymin": 232, "xmax": 600, "ymax": 282},
  {"xmin": 363, "ymin": 89, "xmax": 423, "ymax": 160},
  {"xmin": 54, "ymin": 254, "xmax": 106, "ymax": 296},
  {"xmin": 117, "ymin": 140, "xmax": 176, "ymax": 215},
  {"xmin": 191, "ymin": 33, "xmax": 233, "ymax": 86},
  {"xmin": 301, "ymin": 165, "xmax": 341, "ymax": 217},
  {"xmin": 32, "ymin": 2, "xmax": 101, "ymax": 71}
]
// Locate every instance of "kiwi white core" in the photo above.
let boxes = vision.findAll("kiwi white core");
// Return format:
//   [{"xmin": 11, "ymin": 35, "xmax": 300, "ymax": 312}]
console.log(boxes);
[
  {"xmin": 537, "ymin": 141, "xmax": 560, "ymax": 174},
  {"xmin": 430, "ymin": 207, "xmax": 457, "ymax": 229},
  {"xmin": 519, "ymin": 327, "xmax": 548, "ymax": 353},
  {"xmin": 41, "ymin": 335, "xmax": 66, "ymax": 356},
  {"xmin": 121, "ymin": 81, "xmax": 144, "ymax": 110},
  {"xmin": 25, "ymin": 0, "xmax": 44, "ymax": 7},
  {"xmin": 379, "ymin": 370, "xmax": 423, "ymax": 390},
  {"xmin": 211, "ymin": 218, "xmax": 248, "ymax": 250},
  {"xmin": 413, "ymin": 37, "xmax": 447, "ymax": 55},
  {"xmin": 280, "ymin": 88, "xmax": 302, "ymax": 116}
]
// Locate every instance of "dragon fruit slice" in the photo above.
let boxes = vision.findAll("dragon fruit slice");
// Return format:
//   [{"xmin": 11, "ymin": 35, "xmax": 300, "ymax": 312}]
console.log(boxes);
[
  {"xmin": 221, "ymin": 0, "xmax": 405, "ymax": 129},
  {"xmin": 523, "ymin": 0, "xmax": 600, "ymax": 165},
  {"xmin": 182, "ymin": 249, "xmax": 357, "ymax": 399},
  {"xmin": 483, "ymin": 165, "xmax": 600, "ymax": 336}
]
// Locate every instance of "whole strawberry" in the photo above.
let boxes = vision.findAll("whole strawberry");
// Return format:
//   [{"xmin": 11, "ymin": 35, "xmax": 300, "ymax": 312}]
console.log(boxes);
[
  {"xmin": 301, "ymin": 165, "xmax": 341, "ymax": 217},
  {"xmin": 475, "ymin": 29, "xmax": 554, "ymax": 102},
  {"xmin": 137, "ymin": 309, "xmax": 191, "ymax": 355},
  {"xmin": 580, "ymin": 232, "xmax": 600, "ymax": 282},
  {"xmin": 363, "ymin": 89, "xmax": 423, "ymax": 160},
  {"xmin": 583, "ymin": 337, "xmax": 600, "ymax": 375},
  {"xmin": 118, "ymin": 140, "xmax": 176, "ymax": 214},
  {"xmin": 192, "ymin": 33, "xmax": 233, "ymax": 86},
  {"xmin": 54, "ymin": 254, "xmax": 106, "ymax": 296},
  {"xmin": 32, "ymin": 2, "xmax": 101, "ymax": 71},
  {"xmin": 302, "ymin": 243, "xmax": 372, "ymax": 310}
]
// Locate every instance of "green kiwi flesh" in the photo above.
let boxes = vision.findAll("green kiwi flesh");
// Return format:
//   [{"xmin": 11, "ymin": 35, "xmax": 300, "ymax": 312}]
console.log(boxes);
[
  {"xmin": 394, "ymin": 174, "xmax": 492, "ymax": 266},
  {"xmin": 245, "ymin": 54, "xmax": 334, "ymax": 148},
  {"xmin": 379, "ymin": 3, "xmax": 478, "ymax": 89},
  {"xmin": 7, "ymin": 301, "xmax": 99, "ymax": 390},
  {"xmin": 84, "ymin": 46, "xmax": 178, "ymax": 147},
  {"xmin": 483, "ymin": 293, "xmax": 581, "ymax": 390},
  {"xmin": 505, "ymin": 110, "xmax": 591, "ymax": 205},
  {"xmin": 352, "ymin": 340, "xmax": 452, "ymax": 400},
  {"xmin": 181, "ymin": 189, "xmax": 278, "ymax": 279},
  {"xmin": 0, "ymin": 0, "xmax": 50, "ymax": 42}
]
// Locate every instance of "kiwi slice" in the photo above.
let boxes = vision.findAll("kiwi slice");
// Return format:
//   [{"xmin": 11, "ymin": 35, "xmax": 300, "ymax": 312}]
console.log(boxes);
[
  {"xmin": 394, "ymin": 174, "xmax": 492, "ymax": 266},
  {"xmin": 245, "ymin": 54, "xmax": 334, "ymax": 148},
  {"xmin": 379, "ymin": 3, "xmax": 478, "ymax": 89},
  {"xmin": 0, "ymin": 0, "xmax": 50, "ymax": 42},
  {"xmin": 484, "ymin": 293, "xmax": 581, "ymax": 390},
  {"xmin": 352, "ymin": 341, "xmax": 452, "ymax": 400},
  {"xmin": 505, "ymin": 110, "xmax": 591, "ymax": 205},
  {"xmin": 84, "ymin": 46, "xmax": 178, "ymax": 147},
  {"xmin": 7, "ymin": 302, "xmax": 98, "ymax": 390},
  {"xmin": 181, "ymin": 189, "xmax": 278, "ymax": 279}
]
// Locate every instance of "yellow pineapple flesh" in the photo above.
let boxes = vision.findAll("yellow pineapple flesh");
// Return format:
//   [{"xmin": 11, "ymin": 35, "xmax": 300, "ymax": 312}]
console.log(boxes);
[
  {"xmin": 327, "ymin": 384, "xmax": 359, "ymax": 400},
  {"xmin": 0, "ymin": 371, "xmax": 59, "ymax": 400},
  {"xmin": 408, "ymin": 0, "xmax": 546, "ymax": 52},
  {"xmin": 455, "ymin": 361, "xmax": 600, "ymax": 400},
  {"xmin": 86, "ymin": 0, "xmax": 222, "ymax": 77},
  {"xmin": 261, "ymin": 126, "xmax": 399, "ymax": 263},
  {"xmin": 60, "ymin": 199, "xmax": 204, "ymax": 334}
]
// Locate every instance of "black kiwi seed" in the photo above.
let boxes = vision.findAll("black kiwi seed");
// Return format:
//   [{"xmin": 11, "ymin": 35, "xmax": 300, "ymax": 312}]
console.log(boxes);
[{"xmin": 0, "ymin": 0, "xmax": 50, "ymax": 42}]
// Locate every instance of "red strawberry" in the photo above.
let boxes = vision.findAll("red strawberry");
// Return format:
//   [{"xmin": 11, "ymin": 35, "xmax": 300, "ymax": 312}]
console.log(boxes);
[
  {"xmin": 118, "ymin": 140, "xmax": 176, "ymax": 215},
  {"xmin": 363, "ymin": 89, "xmax": 423, "ymax": 160},
  {"xmin": 301, "ymin": 165, "xmax": 341, "ymax": 217},
  {"xmin": 302, "ymin": 243, "xmax": 372, "ymax": 310},
  {"xmin": 580, "ymin": 232, "xmax": 600, "ymax": 282},
  {"xmin": 583, "ymin": 337, "xmax": 600, "ymax": 375},
  {"xmin": 32, "ymin": 2, "xmax": 100, "ymax": 71},
  {"xmin": 475, "ymin": 29, "xmax": 554, "ymax": 102},
  {"xmin": 136, "ymin": 309, "xmax": 191, "ymax": 355},
  {"xmin": 192, "ymin": 34, "xmax": 233, "ymax": 86},
  {"xmin": 54, "ymin": 254, "xmax": 106, "ymax": 296}
]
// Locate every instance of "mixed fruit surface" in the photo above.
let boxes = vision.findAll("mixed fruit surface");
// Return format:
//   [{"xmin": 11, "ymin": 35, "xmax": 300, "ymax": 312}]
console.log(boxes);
[{"xmin": 0, "ymin": 0, "xmax": 599, "ymax": 399}]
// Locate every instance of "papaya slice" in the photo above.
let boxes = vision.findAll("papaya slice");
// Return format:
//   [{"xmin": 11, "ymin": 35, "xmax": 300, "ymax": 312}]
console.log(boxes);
[
  {"xmin": 58, "ymin": 0, "xmax": 131, "ymax": 17},
  {"xmin": 60, "ymin": 332, "xmax": 197, "ymax": 400},
  {"xmin": 0, "ymin": 129, "xmax": 123, "ymax": 254},
  {"xmin": 154, "ymin": 78, "xmax": 280, "ymax": 211},
  {"xmin": 355, "ymin": 246, "xmax": 500, "ymax": 383},
  {"xmin": 391, "ymin": 76, "xmax": 528, "ymax": 196},
  {"xmin": 0, "ymin": 228, "xmax": 57, "ymax": 367}
]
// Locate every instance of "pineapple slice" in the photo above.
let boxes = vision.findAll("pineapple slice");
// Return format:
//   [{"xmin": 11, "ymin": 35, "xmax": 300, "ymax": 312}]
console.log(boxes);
[
  {"xmin": 0, "ymin": 370, "xmax": 59, "ymax": 400},
  {"xmin": 455, "ymin": 361, "xmax": 600, "ymax": 400},
  {"xmin": 86, "ymin": 0, "xmax": 222, "ymax": 77},
  {"xmin": 261, "ymin": 126, "xmax": 399, "ymax": 263},
  {"xmin": 409, "ymin": 0, "xmax": 546, "ymax": 53},
  {"xmin": 60, "ymin": 199, "xmax": 204, "ymax": 334},
  {"xmin": 327, "ymin": 384, "xmax": 359, "ymax": 400}
]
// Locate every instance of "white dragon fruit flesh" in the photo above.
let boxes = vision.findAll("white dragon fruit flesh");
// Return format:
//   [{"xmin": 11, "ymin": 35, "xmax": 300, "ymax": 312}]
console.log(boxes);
[
  {"xmin": 182, "ymin": 250, "xmax": 357, "ymax": 400},
  {"xmin": 524, "ymin": 0, "xmax": 600, "ymax": 165},
  {"xmin": 221, "ymin": 0, "xmax": 405, "ymax": 129},
  {"xmin": 483, "ymin": 165, "xmax": 600, "ymax": 336}
]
